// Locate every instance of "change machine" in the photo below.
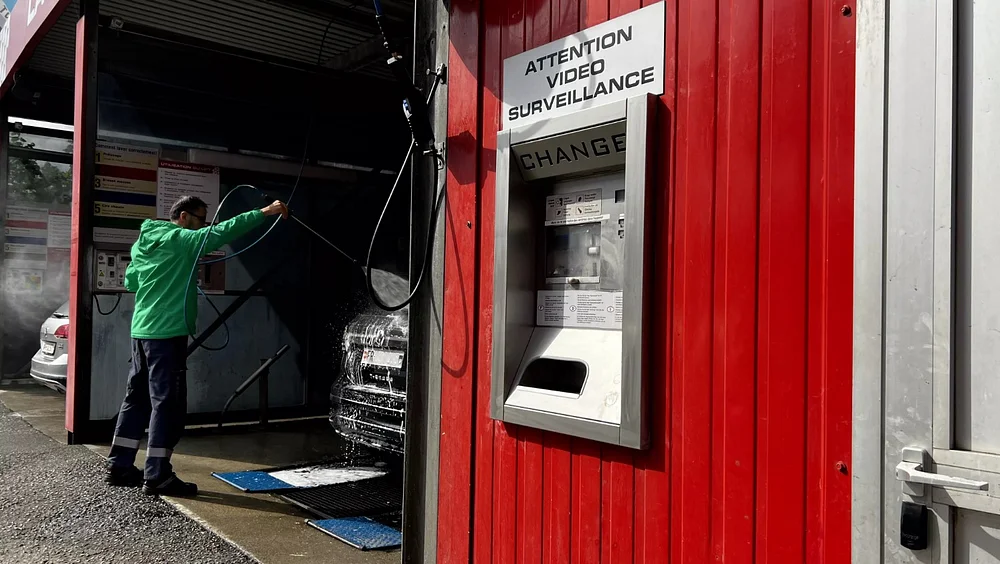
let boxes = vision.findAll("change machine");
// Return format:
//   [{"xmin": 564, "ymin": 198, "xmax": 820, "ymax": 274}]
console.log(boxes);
[{"xmin": 492, "ymin": 95, "xmax": 657, "ymax": 449}]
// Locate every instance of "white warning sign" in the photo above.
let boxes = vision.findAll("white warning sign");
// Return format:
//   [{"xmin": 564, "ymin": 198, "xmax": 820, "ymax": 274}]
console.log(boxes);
[
  {"xmin": 545, "ymin": 189, "xmax": 603, "ymax": 226},
  {"xmin": 536, "ymin": 290, "xmax": 623, "ymax": 330}
]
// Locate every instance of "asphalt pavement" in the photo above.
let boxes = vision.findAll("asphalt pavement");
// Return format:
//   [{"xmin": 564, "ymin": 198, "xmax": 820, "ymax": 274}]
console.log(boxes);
[{"xmin": 0, "ymin": 402, "xmax": 256, "ymax": 564}]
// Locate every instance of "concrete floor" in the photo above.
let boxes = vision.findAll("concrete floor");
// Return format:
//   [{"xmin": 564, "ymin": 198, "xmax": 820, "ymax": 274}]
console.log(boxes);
[{"xmin": 0, "ymin": 386, "xmax": 401, "ymax": 564}]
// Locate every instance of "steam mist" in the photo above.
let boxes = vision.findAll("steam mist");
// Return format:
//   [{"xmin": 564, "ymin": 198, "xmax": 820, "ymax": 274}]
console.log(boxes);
[
  {"xmin": 2, "ymin": 245, "xmax": 71, "ymax": 377},
  {"xmin": 2, "ymin": 132, "xmax": 73, "ymax": 378}
]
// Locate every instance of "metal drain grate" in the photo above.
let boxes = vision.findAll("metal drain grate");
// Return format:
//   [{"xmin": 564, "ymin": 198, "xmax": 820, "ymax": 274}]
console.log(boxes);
[{"xmin": 279, "ymin": 474, "xmax": 402, "ymax": 519}]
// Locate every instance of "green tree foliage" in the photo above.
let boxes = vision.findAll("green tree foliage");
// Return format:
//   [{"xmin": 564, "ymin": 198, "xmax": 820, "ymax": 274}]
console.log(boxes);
[{"xmin": 7, "ymin": 132, "xmax": 72, "ymax": 206}]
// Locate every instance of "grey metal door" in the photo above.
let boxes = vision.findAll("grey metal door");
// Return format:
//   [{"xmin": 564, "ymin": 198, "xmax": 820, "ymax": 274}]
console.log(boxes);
[{"xmin": 855, "ymin": 0, "xmax": 1000, "ymax": 561}]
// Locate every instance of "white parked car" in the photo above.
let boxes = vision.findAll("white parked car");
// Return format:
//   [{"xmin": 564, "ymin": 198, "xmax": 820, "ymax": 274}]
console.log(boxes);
[{"xmin": 30, "ymin": 301, "xmax": 69, "ymax": 393}]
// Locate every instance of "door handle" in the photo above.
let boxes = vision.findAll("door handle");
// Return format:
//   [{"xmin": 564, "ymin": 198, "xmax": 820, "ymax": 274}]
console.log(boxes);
[{"xmin": 895, "ymin": 447, "xmax": 989, "ymax": 491}]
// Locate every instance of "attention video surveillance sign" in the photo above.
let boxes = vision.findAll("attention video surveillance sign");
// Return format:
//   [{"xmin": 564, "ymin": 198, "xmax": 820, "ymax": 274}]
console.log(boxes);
[{"xmin": 502, "ymin": 2, "xmax": 665, "ymax": 130}]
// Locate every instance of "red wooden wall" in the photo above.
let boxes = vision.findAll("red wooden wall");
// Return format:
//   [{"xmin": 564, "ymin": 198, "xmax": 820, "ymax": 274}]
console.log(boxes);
[{"xmin": 438, "ymin": 0, "xmax": 855, "ymax": 562}]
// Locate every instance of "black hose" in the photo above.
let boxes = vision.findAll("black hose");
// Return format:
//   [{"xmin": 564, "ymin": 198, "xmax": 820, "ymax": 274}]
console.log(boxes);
[
  {"xmin": 362, "ymin": 73, "xmax": 443, "ymax": 311},
  {"xmin": 94, "ymin": 293, "xmax": 122, "ymax": 316},
  {"xmin": 183, "ymin": 183, "xmax": 271, "ymax": 348},
  {"xmin": 364, "ymin": 153, "xmax": 444, "ymax": 311}
]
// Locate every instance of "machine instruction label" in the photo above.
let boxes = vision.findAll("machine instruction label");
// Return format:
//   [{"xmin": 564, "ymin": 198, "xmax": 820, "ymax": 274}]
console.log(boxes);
[
  {"xmin": 537, "ymin": 290, "xmax": 623, "ymax": 330},
  {"xmin": 95, "ymin": 251, "xmax": 120, "ymax": 290},
  {"xmin": 545, "ymin": 189, "xmax": 603, "ymax": 226},
  {"xmin": 93, "ymin": 227, "xmax": 139, "ymax": 245},
  {"xmin": 362, "ymin": 349, "xmax": 405, "ymax": 370}
]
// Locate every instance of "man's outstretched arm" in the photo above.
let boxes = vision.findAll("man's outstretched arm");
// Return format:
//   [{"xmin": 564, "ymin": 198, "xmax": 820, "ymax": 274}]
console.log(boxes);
[{"xmin": 176, "ymin": 201, "xmax": 288, "ymax": 254}]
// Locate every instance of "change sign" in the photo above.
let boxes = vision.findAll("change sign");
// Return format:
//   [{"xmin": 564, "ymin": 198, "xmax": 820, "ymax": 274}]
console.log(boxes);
[{"xmin": 502, "ymin": 2, "xmax": 665, "ymax": 130}]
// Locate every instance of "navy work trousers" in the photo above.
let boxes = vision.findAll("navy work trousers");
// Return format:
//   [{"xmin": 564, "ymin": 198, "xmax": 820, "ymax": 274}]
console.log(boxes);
[{"xmin": 107, "ymin": 337, "xmax": 187, "ymax": 481}]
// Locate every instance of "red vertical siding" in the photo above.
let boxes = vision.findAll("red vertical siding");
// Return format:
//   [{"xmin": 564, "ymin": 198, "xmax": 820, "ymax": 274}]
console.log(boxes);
[
  {"xmin": 756, "ymin": 0, "xmax": 810, "ymax": 561},
  {"xmin": 439, "ymin": 0, "xmax": 855, "ymax": 562},
  {"xmin": 671, "ymin": 0, "xmax": 716, "ymax": 560},
  {"xmin": 437, "ymin": 0, "xmax": 480, "ymax": 560},
  {"xmin": 805, "ymin": 3, "xmax": 855, "ymax": 563},
  {"xmin": 712, "ymin": 0, "xmax": 760, "ymax": 561}
]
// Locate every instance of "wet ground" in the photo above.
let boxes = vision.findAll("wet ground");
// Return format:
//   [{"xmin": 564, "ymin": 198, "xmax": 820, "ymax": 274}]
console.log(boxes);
[{"xmin": 0, "ymin": 402, "xmax": 255, "ymax": 564}]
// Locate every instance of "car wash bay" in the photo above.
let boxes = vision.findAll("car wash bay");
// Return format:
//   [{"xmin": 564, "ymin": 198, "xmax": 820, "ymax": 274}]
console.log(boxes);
[{"xmin": 0, "ymin": 0, "xmax": 443, "ymax": 562}]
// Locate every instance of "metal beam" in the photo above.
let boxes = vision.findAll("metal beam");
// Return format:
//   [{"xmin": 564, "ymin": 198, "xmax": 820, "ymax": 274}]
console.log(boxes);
[
  {"xmin": 323, "ymin": 34, "xmax": 387, "ymax": 71},
  {"xmin": 263, "ymin": 0, "xmax": 409, "ymax": 30}
]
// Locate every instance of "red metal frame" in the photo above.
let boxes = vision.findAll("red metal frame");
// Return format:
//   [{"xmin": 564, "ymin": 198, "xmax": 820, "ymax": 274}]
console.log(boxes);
[
  {"xmin": 66, "ymin": 13, "xmax": 90, "ymax": 436},
  {"xmin": 0, "ymin": 0, "xmax": 75, "ymax": 97},
  {"xmin": 439, "ymin": 1, "xmax": 855, "ymax": 562}
]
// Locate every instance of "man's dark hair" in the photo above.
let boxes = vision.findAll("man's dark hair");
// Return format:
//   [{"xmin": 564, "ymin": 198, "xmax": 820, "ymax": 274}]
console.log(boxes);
[{"xmin": 169, "ymin": 196, "xmax": 207, "ymax": 221}]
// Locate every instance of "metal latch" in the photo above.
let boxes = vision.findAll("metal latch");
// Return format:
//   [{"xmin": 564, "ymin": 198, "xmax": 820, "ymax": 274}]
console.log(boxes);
[{"xmin": 895, "ymin": 447, "xmax": 989, "ymax": 497}]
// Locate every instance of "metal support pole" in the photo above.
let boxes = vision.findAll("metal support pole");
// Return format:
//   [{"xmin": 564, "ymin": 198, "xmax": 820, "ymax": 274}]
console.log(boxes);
[
  {"xmin": 0, "ymin": 100, "xmax": 8, "ymax": 381},
  {"xmin": 403, "ymin": 0, "xmax": 448, "ymax": 561},
  {"xmin": 258, "ymin": 358, "xmax": 269, "ymax": 426},
  {"xmin": 67, "ymin": 0, "xmax": 100, "ymax": 444}
]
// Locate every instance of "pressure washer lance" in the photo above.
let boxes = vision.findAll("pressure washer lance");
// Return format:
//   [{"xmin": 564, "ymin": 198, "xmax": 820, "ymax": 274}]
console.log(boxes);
[{"xmin": 288, "ymin": 213, "xmax": 366, "ymax": 274}]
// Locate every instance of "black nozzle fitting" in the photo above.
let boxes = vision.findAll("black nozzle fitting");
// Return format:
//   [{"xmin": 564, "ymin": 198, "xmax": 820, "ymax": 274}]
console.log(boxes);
[{"xmin": 377, "ymin": 13, "xmax": 435, "ymax": 152}]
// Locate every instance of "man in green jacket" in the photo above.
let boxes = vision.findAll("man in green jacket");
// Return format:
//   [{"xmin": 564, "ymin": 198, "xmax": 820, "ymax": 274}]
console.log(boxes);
[{"xmin": 106, "ymin": 195, "xmax": 288, "ymax": 496}]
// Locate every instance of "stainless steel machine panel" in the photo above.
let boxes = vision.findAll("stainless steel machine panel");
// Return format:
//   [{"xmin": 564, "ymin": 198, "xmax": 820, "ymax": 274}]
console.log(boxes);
[{"xmin": 491, "ymin": 94, "xmax": 657, "ymax": 449}]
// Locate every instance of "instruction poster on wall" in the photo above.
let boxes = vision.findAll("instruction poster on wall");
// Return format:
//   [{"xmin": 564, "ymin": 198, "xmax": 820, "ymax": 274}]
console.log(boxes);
[
  {"xmin": 94, "ymin": 140, "xmax": 159, "ymax": 242},
  {"xmin": 537, "ymin": 290, "xmax": 623, "ymax": 330},
  {"xmin": 95, "ymin": 141, "xmax": 159, "ymax": 170},
  {"xmin": 156, "ymin": 161, "xmax": 220, "ymax": 220},
  {"xmin": 4, "ymin": 204, "xmax": 48, "ymax": 269},
  {"xmin": 4, "ymin": 268, "xmax": 44, "ymax": 294},
  {"xmin": 46, "ymin": 211, "xmax": 71, "ymax": 249}
]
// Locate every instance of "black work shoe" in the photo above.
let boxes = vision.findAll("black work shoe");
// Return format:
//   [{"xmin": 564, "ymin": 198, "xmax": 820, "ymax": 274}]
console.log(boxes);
[
  {"xmin": 142, "ymin": 474, "xmax": 198, "ymax": 497},
  {"xmin": 105, "ymin": 465, "xmax": 143, "ymax": 488}
]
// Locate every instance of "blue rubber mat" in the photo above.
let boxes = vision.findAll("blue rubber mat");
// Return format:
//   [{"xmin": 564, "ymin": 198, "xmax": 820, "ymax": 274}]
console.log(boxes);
[
  {"xmin": 211, "ymin": 471, "xmax": 295, "ymax": 492},
  {"xmin": 307, "ymin": 517, "xmax": 402, "ymax": 550},
  {"xmin": 213, "ymin": 463, "xmax": 389, "ymax": 493}
]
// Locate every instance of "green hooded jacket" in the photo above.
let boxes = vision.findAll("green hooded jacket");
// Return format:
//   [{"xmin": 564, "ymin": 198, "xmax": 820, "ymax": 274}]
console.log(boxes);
[{"xmin": 124, "ymin": 210, "xmax": 267, "ymax": 339}]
